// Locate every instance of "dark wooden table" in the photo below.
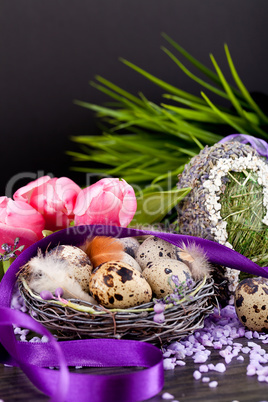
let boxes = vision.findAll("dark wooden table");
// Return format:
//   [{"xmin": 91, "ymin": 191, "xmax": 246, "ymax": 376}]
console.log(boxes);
[{"xmin": 1, "ymin": 337, "xmax": 268, "ymax": 402}]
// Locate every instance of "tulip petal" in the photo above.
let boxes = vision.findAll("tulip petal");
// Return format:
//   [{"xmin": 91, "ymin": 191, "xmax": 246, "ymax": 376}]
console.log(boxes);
[
  {"xmin": 0, "ymin": 222, "xmax": 40, "ymax": 251},
  {"xmin": 119, "ymin": 188, "xmax": 137, "ymax": 227},
  {"xmin": 13, "ymin": 176, "xmax": 51, "ymax": 203}
]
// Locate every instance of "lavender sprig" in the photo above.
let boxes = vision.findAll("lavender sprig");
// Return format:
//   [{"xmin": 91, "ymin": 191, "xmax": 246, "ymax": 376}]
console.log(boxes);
[{"xmin": 153, "ymin": 275, "xmax": 196, "ymax": 323}]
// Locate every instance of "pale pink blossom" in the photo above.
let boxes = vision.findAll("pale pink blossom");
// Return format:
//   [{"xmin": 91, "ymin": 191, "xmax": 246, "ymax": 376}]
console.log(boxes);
[
  {"xmin": 74, "ymin": 178, "xmax": 137, "ymax": 227},
  {"xmin": 14, "ymin": 176, "xmax": 81, "ymax": 231}
]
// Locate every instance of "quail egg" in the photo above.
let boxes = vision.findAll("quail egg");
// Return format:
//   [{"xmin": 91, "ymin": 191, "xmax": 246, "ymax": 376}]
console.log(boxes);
[
  {"xmin": 119, "ymin": 237, "xmax": 140, "ymax": 259},
  {"xmin": 122, "ymin": 252, "xmax": 142, "ymax": 273},
  {"xmin": 143, "ymin": 259, "xmax": 192, "ymax": 298},
  {"xmin": 136, "ymin": 236, "xmax": 177, "ymax": 270},
  {"xmin": 89, "ymin": 261, "xmax": 152, "ymax": 308},
  {"xmin": 235, "ymin": 277, "xmax": 268, "ymax": 332},
  {"xmin": 48, "ymin": 245, "xmax": 93, "ymax": 293}
]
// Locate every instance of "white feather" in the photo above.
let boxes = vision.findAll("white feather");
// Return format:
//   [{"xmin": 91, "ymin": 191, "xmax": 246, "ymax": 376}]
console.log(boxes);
[{"xmin": 26, "ymin": 251, "xmax": 96, "ymax": 304}]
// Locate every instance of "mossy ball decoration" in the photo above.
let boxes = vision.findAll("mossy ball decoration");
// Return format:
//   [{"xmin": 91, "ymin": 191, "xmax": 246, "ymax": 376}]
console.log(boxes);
[{"xmin": 177, "ymin": 141, "xmax": 268, "ymax": 299}]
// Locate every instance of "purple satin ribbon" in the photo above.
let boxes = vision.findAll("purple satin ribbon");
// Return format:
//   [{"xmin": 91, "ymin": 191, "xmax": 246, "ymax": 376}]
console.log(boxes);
[
  {"xmin": 219, "ymin": 133, "xmax": 268, "ymax": 157},
  {"xmin": 1, "ymin": 225, "xmax": 268, "ymax": 401}
]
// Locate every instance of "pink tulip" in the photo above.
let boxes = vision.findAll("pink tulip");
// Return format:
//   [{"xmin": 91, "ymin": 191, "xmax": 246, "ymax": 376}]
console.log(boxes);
[
  {"xmin": 0, "ymin": 197, "xmax": 45, "ymax": 251},
  {"xmin": 74, "ymin": 178, "xmax": 137, "ymax": 227},
  {"xmin": 14, "ymin": 176, "xmax": 81, "ymax": 231}
]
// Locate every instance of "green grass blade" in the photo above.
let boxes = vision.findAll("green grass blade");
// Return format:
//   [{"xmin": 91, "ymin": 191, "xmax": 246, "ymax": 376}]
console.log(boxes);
[
  {"xmin": 90, "ymin": 81, "xmax": 141, "ymax": 111},
  {"xmin": 120, "ymin": 58, "xmax": 207, "ymax": 105},
  {"xmin": 162, "ymin": 33, "xmax": 245, "ymax": 101},
  {"xmin": 209, "ymin": 54, "xmax": 259, "ymax": 123},
  {"xmin": 224, "ymin": 44, "xmax": 268, "ymax": 124},
  {"xmin": 201, "ymin": 92, "xmax": 250, "ymax": 134},
  {"xmin": 162, "ymin": 46, "xmax": 230, "ymax": 100},
  {"xmin": 94, "ymin": 75, "xmax": 145, "ymax": 107}
]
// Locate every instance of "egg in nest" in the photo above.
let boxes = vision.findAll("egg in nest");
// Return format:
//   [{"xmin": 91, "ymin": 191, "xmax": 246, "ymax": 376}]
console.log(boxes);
[
  {"xmin": 143, "ymin": 259, "xmax": 192, "ymax": 298},
  {"xmin": 89, "ymin": 261, "xmax": 152, "ymax": 308}
]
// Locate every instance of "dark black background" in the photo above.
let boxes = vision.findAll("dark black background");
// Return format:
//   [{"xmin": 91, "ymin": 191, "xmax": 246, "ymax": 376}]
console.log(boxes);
[{"xmin": 1, "ymin": 0, "xmax": 267, "ymax": 196}]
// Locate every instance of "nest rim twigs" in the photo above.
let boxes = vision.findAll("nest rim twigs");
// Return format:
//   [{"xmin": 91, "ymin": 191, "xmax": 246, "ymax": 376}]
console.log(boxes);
[{"xmin": 18, "ymin": 275, "xmax": 215, "ymax": 345}]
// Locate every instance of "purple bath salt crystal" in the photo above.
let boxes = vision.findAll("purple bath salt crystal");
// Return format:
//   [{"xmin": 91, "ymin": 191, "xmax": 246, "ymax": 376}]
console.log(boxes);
[
  {"xmin": 199, "ymin": 364, "xmax": 209, "ymax": 373},
  {"xmin": 237, "ymin": 355, "xmax": 244, "ymax": 361},
  {"xmin": 202, "ymin": 377, "xmax": 210, "ymax": 383},
  {"xmin": 213, "ymin": 341, "xmax": 223, "ymax": 350},
  {"xmin": 163, "ymin": 351, "xmax": 172, "ymax": 358},
  {"xmin": 245, "ymin": 331, "xmax": 253, "ymax": 339},
  {"xmin": 225, "ymin": 355, "xmax": 233, "ymax": 364},
  {"xmin": 194, "ymin": 352, "xmax": 208, "ymax": 364},
  {"xmin": 163, "ymin": 358, "xmax": 176, "ymax": 370},
  {"xmin": 162, "ymin": 392, "xmax": 174, "ymax": 400},
  {"xmin": 176, "ymin": 360, "xmax": 186, "ymax": 366},
  {"xmin": 215, "ymin": 363, "xmax": 226, "ymax": 373},
  {"xmin": 253, "ymin": 331, "xmax": 260, "ymax": 339},
  {"xmin": 193, "ymin": 370, "xmax": 202, "ymax": 380},
  {"xmin": 209, "ymin": 381, "xmax": 218, "ymax": 388},
  {"xmin": 208, "ymin": 363, "xmax": 215, "ymax": 371},
  {"xmin": 168, "ymin": 342, "xmax": 184, "ymax": 351},
  {"xmin": 247, "ymin": 365, "xmax": 256, "ymax": 376},
  {"xmin": 175, "ymin": 350, "xmax": 185, "ymax": 360}
]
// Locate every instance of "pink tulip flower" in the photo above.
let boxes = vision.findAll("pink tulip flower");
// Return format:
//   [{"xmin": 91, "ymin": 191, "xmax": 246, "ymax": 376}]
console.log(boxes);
[
  {"xmin": 0, "ymin": 197, "xmax": 45, "ymax": 251},
  {"xmin": 74, "ymin": 178, "xmax": 137, "ymax": 227},
  {"xmin": 14, "ymin": 176, "xmax": 81, "ymax": 231}
]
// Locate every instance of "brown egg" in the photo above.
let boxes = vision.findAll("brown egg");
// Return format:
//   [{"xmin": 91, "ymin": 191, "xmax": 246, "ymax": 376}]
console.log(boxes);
[
  {"xmin": 136, "ymin": 236, "xmax": 177, "ymax": 270},
  {"xmin": 235, "ymin": 277, "xmax": 268, "ymax": 332},
  {"xmin": 142, "ymin": 259, "xmax": 192, "ymax": 298},
  {"xmin": 89, "ymin": 261, "xmax": 152, "ymax": 308}
]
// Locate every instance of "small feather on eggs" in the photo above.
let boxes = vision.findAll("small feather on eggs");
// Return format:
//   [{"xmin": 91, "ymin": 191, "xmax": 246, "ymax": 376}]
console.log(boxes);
[{"xmin": 20, "ymin": 246, "xmax": 96, "ymax": 304}]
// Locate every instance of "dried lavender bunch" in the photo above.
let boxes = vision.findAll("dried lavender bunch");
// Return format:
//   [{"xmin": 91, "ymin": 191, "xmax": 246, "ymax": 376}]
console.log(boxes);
[{"xmin": 177, "ymin": 140, "xmax": 268, "ymax": 303}]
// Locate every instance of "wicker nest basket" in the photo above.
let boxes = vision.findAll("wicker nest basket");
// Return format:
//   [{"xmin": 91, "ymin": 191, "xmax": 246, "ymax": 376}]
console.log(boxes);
[{"xmin": 19, "ymin": 276, "xmax": 215, "ymax": 346}]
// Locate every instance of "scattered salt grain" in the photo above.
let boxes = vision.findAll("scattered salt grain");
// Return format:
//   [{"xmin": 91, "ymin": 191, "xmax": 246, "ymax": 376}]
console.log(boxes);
[
  {"xmin": 202, "ymin": 376, "xmax": 210, "ymax": 383},
  {"xmin": 245, "ymin": 331, "xmax": 253, "ymax": 340},
  {"xmin": 237, "ymin": 356, "xmax": 244, "ymax": 362},
  {"xmin": 176, "ymin": 360, "xmax": 186, "ymax": 366},
  {"xmin": 199, "ymin": 364, "xmax": 209, "ymax": 373},
  {"xmin": 214, "ymin": 363, "xmax": 226, "ymax": 373},
  {"xmin": 162, "ymin": 392, "xmax": 174, "ymax": 400},
  {"xmin": 193, "ymin": 370, "xmax": 201, "ymax": 380},
  {"xmin": 163, "ymin": 359, "xmax": 176, "ymax": 370},
  {"xmin": 209, "ymin": 381, "xmax": 218, "ymax": 388}
]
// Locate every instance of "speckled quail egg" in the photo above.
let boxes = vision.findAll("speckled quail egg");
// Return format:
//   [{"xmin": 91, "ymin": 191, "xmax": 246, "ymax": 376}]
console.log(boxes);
[
  {"xmin": 136, "ymin": 236, "xmax": 177, "ymax": 270},
  {"xmin": 142, "ymin": 259, "xmax": 192, "ymax": 298},
  {"xmin": 235, "ymin": 277, "xmax": 268, "ymax": 332},
  {"xmin": 48, "ymin": 245, "xmax": 93, "ymax": 293},
  {"xmin": 22, "ymin": 245, "xmax": 95, "ymax": 303},
  {"xmin": 118, "ymin": 237, "xmax": 140, "ymax": 259},
  {"xmin": 122, "ymin": 253, "xmax": 142, "ymax": 273},
  {"xmin": 89, "ymin": 261, "xmax": 152, "ymax": 308}
]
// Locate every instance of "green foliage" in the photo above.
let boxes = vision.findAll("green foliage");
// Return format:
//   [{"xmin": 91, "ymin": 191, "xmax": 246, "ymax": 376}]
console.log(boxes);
[{"xmin": 68, "ymin": 34, "xmax": 268, "ymax": 223}]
